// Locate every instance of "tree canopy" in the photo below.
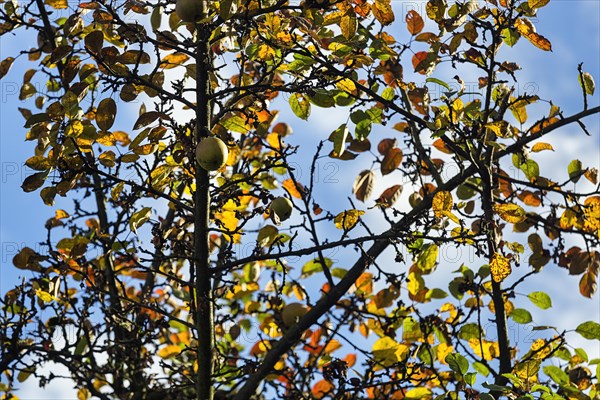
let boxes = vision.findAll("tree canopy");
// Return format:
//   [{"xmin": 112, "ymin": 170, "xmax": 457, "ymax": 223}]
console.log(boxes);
[{"xmin": 0, "ymin": 0, "xmax": 599, "ymax": 399}]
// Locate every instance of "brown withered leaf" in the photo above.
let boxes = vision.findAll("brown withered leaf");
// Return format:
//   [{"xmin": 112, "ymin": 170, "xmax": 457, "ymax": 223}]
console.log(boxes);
[
  {"xmin": 376, "ymin": 185, "xmax": 403, "ymax": 208},
  {"xmin": 377, "ymin": 138, "xmax": 397, "ymax": 155},
  {"xmin": 380, "ymin": 147, "xmax": 403, "ymax": 176},
  {"xmin": 405, "ymin": 10, "xmax": 424, "ymax": 35},
  {"xmin": 352, "ymin": 170, "xmax": 375, "ymax": 202},
  {"xmin": 96, "ymin": 98, "xmax": 117, "ymax": 131}
]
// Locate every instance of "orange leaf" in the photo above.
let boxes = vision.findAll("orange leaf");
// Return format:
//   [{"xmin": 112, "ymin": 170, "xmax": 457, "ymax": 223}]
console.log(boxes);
[
  {"xmin": 406, "ymin": 10, "xmax": 424, "ymax": 35},
  {"xmin": 432, "ymin": 138, "xmax": 452, "ymax": 154},
  {"xmin": 344, "ymin": 353, "xmax": 357, "ymax": 367},
  {"xmin": 161, "ymin": 53, "xmax": 190, "ymax": 69},
  {"xmin": 282, "ymin": 179, "xmax": 304, "ymax": 199},
  {"xmin": 312, "ymin": 380, "xmax": 334, "ymax": 399}
]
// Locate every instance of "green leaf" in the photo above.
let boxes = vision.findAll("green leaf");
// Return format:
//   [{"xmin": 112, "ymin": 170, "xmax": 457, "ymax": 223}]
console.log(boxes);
[
  {"xmin": 425, "ymin": 288, "xmax": 447, "ymax": 299},
  {"xmin": 381, "ymin": 87, "xmax": 395, "ymax": 101},
  {"xmin": 257, "ymin": 225, "xmax": 279, "ymax": 247},
  {"xmin": 578, "ymin": 71, "xmax": 596, "ymax": 95},
  {"xmin": 416, "ymin": 244, "xmax": 438, "ymax": 274},
  {"xmin": 330, "ymin": 124, "xmax": 349, "ymax": 157},
  {"xmin": 502, "ymin": 28, "xmax": 520, "ymax": 47},
  {"xmin": 527, "ymin": 291, "xmax": 552, "ymax": 309},
  {"xmin": 301, "ymin": 258, "xmax": 333, "ymax": 278},
  {"xmin": 464, "ymin": 372, "xmax": 477, "ymax": 386},
  {"xmin": 576, "ymin": 321, "xmax": 600, "ymax": 340},
  {"xmin": 473, "ymin": 361, "xmax": 490, "ymax": 377},
  {"xmin": 459, "ymin": 323, "xmax": 483, "ymax": 340},
  {"xmin": 543, "ymin": 365, "xmax": 569, "ymax": 385},
  {"xmin": 574, "ymin": 347, "xmax": 588, "ymax": 362},
  {"xmin": 520, "ymin": 159, "xmax": 539, "ymax": 180},
  {"xmin": 221, "ymin": 115, "xmax": 250, "ymax": 134},
  {"xmin": 568, "ymin": 159, "xmax": 583, "ymax": 183},
  {"xmin": 426, "ymin": 77, "xmax": 451, "ymax": 91},
  {"xmin": 289, "ymin": 93, "xmax": 310, "ymax": 120},
  {"xmin": 402, "ymin": 317, "xmax": 423, "ymax": 342},
  {"xmin": 446, "ymin": 352, "xmax": 469, "ymax": 376},
  {"xmin": 510, "ymin": 308, "xmax": 532, "ymax": 324},
  {"xmin": 129, "ymin": 207, "xmax": 152, "ymax": 234}
]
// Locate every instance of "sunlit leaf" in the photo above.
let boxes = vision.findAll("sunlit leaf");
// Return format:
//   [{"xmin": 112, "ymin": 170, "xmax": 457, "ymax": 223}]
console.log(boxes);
[
  {"xmin": 579, "ymin": 71, "xmax": 596, "ymax": 95},
  {"xmin": 289, "ymin": 93, "xmax": 310, "ymax": 120},
  {"xmin": 527, "ymin": 291, "xmax": 552, "ymax": 309},
  {"xmin": 576, "ymin": 321, "xmax": 600, "ymax": 340},
  {"xmin": 490, "ymin": 252, "xmax": 512, "ymax": 283},
  {"xmin": 129, "ymin": 207, "xmax": 152, "ymax": 234},
  {"xmin": 432, "ymin": 191, "xmax": 453, "ymax": 218},
  {"xmin": 416, "ymin": 244, "xmax": 438, "ymax": 274},
  {"xmin": 494, "ymin": 203, "xmax": 526, "ymax": 224},
  {"xmin": 334, "ymin": 209, "xmax": 365, "ymax": 230},
  {"xmin": 531, "ymin": 142, "xmax": 554, "ymax": 152}
]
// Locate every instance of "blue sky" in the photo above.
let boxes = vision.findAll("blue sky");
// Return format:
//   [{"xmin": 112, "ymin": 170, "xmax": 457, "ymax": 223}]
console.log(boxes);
[{"xmin": 1, "ymin": 1, "xmax": 599, "ymax": 398}]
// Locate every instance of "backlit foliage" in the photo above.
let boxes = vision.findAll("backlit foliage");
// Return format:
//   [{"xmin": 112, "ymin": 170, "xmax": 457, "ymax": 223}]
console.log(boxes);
[{"xmin": 1, "ymin": 1, "xmax": 599, "ymax": 399}]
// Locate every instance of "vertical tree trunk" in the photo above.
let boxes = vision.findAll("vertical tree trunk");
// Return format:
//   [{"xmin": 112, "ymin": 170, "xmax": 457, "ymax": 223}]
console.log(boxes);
[
  {"xmin": 193, "ymin": 8, "xmax": 214, "ymax": 400},
  {"xmin": 480, "ymin": 164, "xmax": 512, "ymax": 396}
]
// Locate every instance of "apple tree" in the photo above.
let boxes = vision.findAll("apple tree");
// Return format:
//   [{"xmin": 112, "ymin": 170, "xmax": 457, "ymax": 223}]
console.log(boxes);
[{"xmin": 1, "ymin": 0, "xmax": 599, "ymax": 399}]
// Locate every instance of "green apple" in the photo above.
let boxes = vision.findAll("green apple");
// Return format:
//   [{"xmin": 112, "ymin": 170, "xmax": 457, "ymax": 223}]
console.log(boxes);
[
  {"xmin": 195, "ymin": 136, "xmax": 228, "ymax": 171},
  {"xmin": 175, "ymin": 0, "xmax": 204, "ymax": 23},
  {"xmin": 281, "ymin": 302, "xmax": 308, "ymax": 327},
  {"xmin": 269, "ymin": 197, "xmax": 293, "ymax": 224}
]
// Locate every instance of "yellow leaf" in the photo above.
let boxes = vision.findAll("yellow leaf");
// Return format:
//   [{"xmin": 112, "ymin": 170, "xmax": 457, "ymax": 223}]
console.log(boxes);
[
  {"xmin": 515, "ymin": 19, "xmax": 552, "ymax": 52},
  {"xmin": 485, "ymin": 121, "xmax": 511, "ymax": 138},
  {"xmin": 45, "ymin": 0, "xmax": 68, "ymax": 9},
  {"xmin": 529, "ymin": 0, "xmax": 550, "ymax": 9},
  {"xmin": 529, "ymin": 338, "xmax": 552, "ymax": 359},
  {"xmin": 494, "ymin": 203, "xmax": 526, "ymax": 224},
  {"xmin": 468, "ymin": 338, "xmax": 499, "ymax": 360},
  {"xmin": 257, "ymin": 44, "xmax": 276, "ymax": 61},
  {"xmin": 372, "ymin": 0, "xmax": 395, "ymax": 25},
  {"xmin": 157, "ymin": 344, "xmax": 182, "ymax": 358},
  {"xmin": 405, "ymin": 387, "xmax": 432, "ymax": 399},
  {"xmin": 531, "ymin": 142, "xmax": 554, "ymax": 152},
  {"xmin": 334, "ymin": 209, "xmax": 365, "ymax": 230},
  {"xmin": 355, "ymin": 272, "xmax": 373, "ymax": 295},
  {"xmin": 526, "ymin": 32, "xmax": 552, "ymax": 51},
  {"xmin": 407, "ymin": 271, "xmax": 425, "ymax": 297},
  {"xmin": 35, "ymin": 289, "xmax": 54, "ymax": 303},
  {"xmin": 432, "ymin": 191, "xmax": 453, "ymax": 218},
  {"xmin": 451, "ymin": 227, "xmax": 475, "ymax": 245},
  {"xmin": 324, "ymin": 339, "xmax": 342, "ymax": 354},
  {"xmin": 489, "ymin": 252, "xmax": 512, "ymax": 283},
  {"xmin": 55, "ymin": 209, "xmax": 70, "ymax": 220},
  {"xmin": 336, "ymin": 78, "xmax": 356, "ymax": 94},
  {"xmin": 160, "ymin": 53, "xmax": 190, "ymax": 69},
  {"xmin": 437, "ymin": 342, "xmax": 453, "ymax": 364},
  {"xmin": 514, "ymin": 359, "xmax": 541, "ymax": 380},
  {"xmin": 372, "ymin": 336, "xmax": 409, "ymax": 367}
]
